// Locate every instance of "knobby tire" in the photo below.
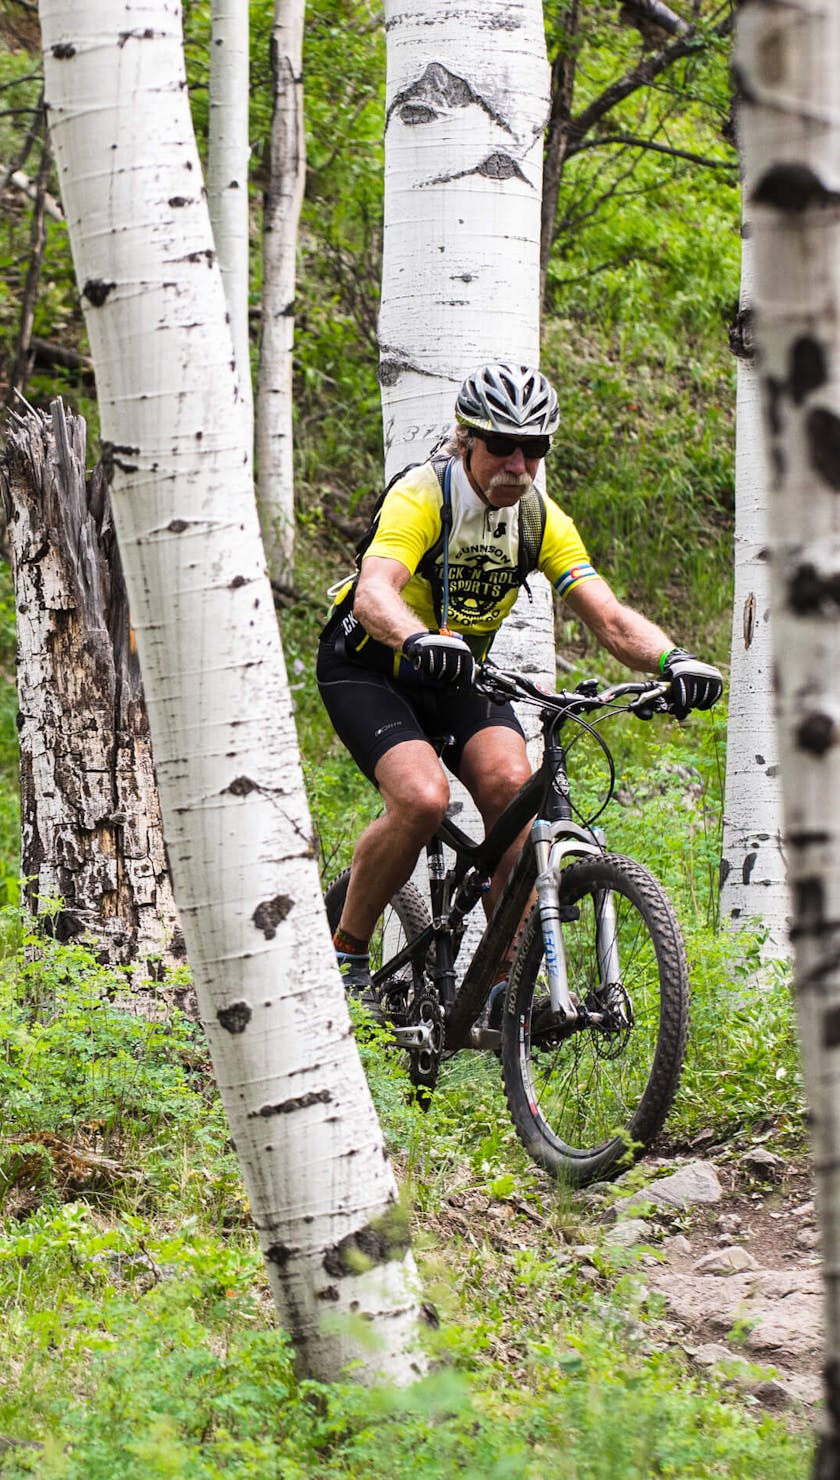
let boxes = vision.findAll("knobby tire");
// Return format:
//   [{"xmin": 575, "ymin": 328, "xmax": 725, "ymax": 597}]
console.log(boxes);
[{"xmin": 500, "ymin": 853, "xmax": 689, "ymax": 1186}]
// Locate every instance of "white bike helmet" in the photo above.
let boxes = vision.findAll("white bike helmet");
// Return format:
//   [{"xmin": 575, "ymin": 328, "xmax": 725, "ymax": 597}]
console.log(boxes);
[{"xmin": 455, "ymin": 362, "xmax": 560, "ymax": 437}]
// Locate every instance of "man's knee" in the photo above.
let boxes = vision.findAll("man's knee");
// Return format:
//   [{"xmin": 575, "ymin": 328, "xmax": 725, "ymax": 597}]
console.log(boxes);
[{"xmin": 376, "ymin": 744, "xmax": 450, "ymax": 837}]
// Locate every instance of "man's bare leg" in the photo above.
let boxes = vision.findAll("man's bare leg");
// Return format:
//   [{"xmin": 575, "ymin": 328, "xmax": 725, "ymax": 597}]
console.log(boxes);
[
  {"xmin": 459, "ymin": 725, "xmax": 533, "ymax": 916},
  {"xmin": 338, "ymin": 739, "xmax": 449, "ymax": 945}
]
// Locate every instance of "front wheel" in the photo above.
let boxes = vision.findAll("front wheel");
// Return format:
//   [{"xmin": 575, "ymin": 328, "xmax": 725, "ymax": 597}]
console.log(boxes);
[{"xmin": 500, "ymin": 853, "xmax": 689, "ymax": 1186}]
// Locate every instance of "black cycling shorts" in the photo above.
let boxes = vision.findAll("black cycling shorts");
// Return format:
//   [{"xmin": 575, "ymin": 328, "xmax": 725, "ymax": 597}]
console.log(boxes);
[{"xmin": 316, "ymin": 639, "xmax": 525, "ymax": 786}]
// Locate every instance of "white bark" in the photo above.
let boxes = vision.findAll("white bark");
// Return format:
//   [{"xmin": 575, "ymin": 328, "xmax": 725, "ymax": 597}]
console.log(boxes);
[
  {"xmin": 720, "ymin": 221, "xmax": 790, "ymax": 956},
  {"xmin": 40, "ymin": 0, "xmax": 425, "ymax": 1385},
  {"xmin": 255, "ymin": 0, "xmax": 305, "ymax": 585},
  {"xmin": 207, "ymin": 0, "xmax": 253, "ymax": 433},
  {"xmin": 379, "ymin": 0, "xmax": 555, "ymax": 894},
  {"xmin": 737, "ymin": 0, "xmax": 840, "ymax": 1458},
  {"xmin": 379, "ymin": 0, "xmax": 548, "ymax": 479}
]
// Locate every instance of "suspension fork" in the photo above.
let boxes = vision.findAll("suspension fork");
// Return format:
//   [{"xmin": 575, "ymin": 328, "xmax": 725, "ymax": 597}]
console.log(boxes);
[
  {"xmin": 533, "ymin": 819, "xmax": 619, "ymax": 1017},
  {"xmin": 534, "ymin": 724, "xmax": 579, "ymax": 1021},
  {"xmin": 533, "ymin": 822, "xmax": 578, "ymax": 1021}
]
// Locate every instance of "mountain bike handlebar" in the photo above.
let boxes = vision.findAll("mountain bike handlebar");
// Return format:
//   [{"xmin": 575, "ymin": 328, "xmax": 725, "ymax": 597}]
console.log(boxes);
[{"xmin": 474, "ymin": 662, "xmax": 672, "ymax": 717}]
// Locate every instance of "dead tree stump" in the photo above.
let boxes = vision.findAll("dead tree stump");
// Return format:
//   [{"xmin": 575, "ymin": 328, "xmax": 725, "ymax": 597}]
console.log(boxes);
[{"xmin": 0, "ymin": 398, "xmax": 187, "ymax": 998}]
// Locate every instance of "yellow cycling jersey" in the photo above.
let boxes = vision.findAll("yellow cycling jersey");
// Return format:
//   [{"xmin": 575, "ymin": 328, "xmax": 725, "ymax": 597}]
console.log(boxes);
[{"xmin": 363, "ymin": 458, "xmax": 598, "ymax": 649}]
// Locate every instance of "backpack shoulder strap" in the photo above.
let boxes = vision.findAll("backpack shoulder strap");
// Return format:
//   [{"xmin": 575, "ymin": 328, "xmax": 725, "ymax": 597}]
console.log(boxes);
[
  {"xmin": 354, "ymin": 455, "xmax": 449, "ymax": 570},
  {"xmin": 517, "ymin": 487, "xmax": 547, "ymax": 581}
]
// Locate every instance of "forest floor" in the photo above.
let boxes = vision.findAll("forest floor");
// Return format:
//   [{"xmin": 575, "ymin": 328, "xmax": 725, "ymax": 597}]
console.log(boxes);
[{"xmin": 425, "ymin": 1120, "xmax": 821, "ymax": 1419}]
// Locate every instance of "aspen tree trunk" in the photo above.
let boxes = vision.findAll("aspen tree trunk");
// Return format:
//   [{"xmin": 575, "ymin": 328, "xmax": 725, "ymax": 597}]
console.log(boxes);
[
  {"xmin": 40, "ymin": 0, "xmax": 425, "ymax": 1386},
  {"xmin": 736, "ymin": 1, "xmax": 840, "ymax": 1465},
  {"xmin": 255, "ymin": 0, "xmax": 305, "ymax": 585},
  {"xmin": 1, "ymin": 399, "xmax": 185, "ymax": 993},
  {"xmin": 207, "ymin": 0, "xmax": 253, "ymax": 432},
  {"xmin": 379, "ymin": 0, "xmax": 555, "ymax": 734},
  {"xmin": 719, "ymin": 222, "xmax": 790, "ymax": 956}
]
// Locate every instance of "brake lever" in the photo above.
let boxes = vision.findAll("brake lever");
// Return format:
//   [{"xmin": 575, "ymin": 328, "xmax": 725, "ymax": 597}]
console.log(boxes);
[{"xmin": 630, "ymin": 682, "xmax": 671, "ymax": 722}]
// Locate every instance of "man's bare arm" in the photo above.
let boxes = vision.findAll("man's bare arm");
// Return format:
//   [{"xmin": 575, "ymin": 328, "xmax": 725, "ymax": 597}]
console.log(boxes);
[
  {"xmin": 353, "ymin": 556, "xmax": 424, "ymax": 650},
  {"xmin": 564, "ymin": 577, "xmax": 673, "ymax": 673}
]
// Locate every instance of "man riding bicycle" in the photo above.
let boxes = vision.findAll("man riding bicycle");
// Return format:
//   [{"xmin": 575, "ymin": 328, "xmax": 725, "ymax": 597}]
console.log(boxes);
[{"xmin": 317, "ymin": 362, "xmax": 722, "ymax": 1013}]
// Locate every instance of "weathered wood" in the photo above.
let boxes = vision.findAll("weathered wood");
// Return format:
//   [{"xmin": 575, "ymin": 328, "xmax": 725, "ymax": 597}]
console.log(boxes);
[{"xmin": 0, "ymin": 399, "xmax": 187, "ymax": 1000}]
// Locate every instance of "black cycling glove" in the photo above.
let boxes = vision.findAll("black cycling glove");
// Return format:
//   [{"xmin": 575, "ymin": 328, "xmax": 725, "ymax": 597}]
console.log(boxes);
[
  {"xmin": 402, "ymin": 632, "xmax": 477, "ymax": 689},
  {"xmin": 662, "ymin": 648, "xmax": 723, "ymax": 721}
]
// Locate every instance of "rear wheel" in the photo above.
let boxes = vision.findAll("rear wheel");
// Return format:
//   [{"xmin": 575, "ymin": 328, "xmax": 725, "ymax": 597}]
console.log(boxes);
[
  {"xmin": 500, "ymin": 853, "xmax": 688, "ymax": 1186},
  {"xmin": 324, "ymin": 868, "xmax": 441, "ymax": 1099}
]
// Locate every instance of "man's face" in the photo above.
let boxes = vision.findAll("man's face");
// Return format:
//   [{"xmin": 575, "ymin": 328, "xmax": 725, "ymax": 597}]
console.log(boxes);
[{"xmin": 469, "ymin": 434, "xmax": 545, "ymax": 507}]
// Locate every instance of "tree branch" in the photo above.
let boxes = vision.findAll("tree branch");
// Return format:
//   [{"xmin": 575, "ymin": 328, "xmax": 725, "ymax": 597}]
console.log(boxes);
[
  {"xmin": 568, "ymin": 133, "xmax": 736, "ymax": 170},
  {"xmin": 619, "ymin": 0, "xmax": 690, "ymax": 45},
  {"xmin": 569, "ymin": 6, "xmax": 733, "ymax": 147},
  {"xmin": 0, "ymin": 162, "xmax": 63, "ymax": 219},
  {"xmin": 540, "ymin": 0, "xmax": 734, "ymax": 293}
]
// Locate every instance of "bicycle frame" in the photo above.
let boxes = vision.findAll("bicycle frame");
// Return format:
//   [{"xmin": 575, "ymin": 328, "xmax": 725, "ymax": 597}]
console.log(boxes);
[
  {"xmin": 377, "ymin": 706, "xmax": 601, "ymax": 1051},
  {"xmin": 371, "ymin": 667, "xmax": 670, "ymax": 1056}
]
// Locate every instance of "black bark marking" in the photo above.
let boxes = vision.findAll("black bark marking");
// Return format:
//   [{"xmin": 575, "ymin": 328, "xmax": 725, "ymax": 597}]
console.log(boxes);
[
  {"xmin": 420, "ymin": 1302, "xmax": 440, "ymax": 1328},
  {"xmin": 318, "ymin": 1285, "xmax": 340, "ymax": 1301},
  {"xmin": 118, "ymin": 28, "xmax": 155, "ymax": 46},
  {"xmin": 790, "ymin": 337, "xmax": 828, "ymax": 404},
  {"xmin": 787, "ymin": 562, "xmax": 840, "ymax": 615},
  {"xmin": 792, "ymin": 876, "xmax": 825, "ymax": 936},
  {"xmin": 253, "ymin": 894, "xmax": 293, "ymax": 939},
  {"xmin": 217, "ymin": 1000, "xmax": 251, "ymax": 1033},
  {"xmin": 397, "ymin": 104, "xmax": 437, "ymax": 125},
  {"xmin": 719, "ymin": 858, "xmax": 731, "ymax": 888},
  {"xmin": 742, "ymin": 851, "xmax": 757, "ymax": 885},
  {"xmin": 322, "ymin": 1203, "xmax": 411, "ymax": 1279},
  {"xmin": 743, "ymin": 592, "xmax": 756, "ymax": 647},
  {"xmin": 378, "ymin": 358, "xmax": 402, "ymax": 387},
  {"xmin": 796, "ymin": 710, "xmax": 836, "ymax": 756},
  {"xmin": 728, "ymin": 306, "xmax": 753, "ymax": 362},
  {"xmin": 168, "ymin": 518, "xmax": 188, "ymax": 533},
  {"xmin": 169, "ymin": 196, "xmax": 190, "ymax": 208},
  {"xmin": 771, "ymin": 444, "xmax": 786, "ymax": 483},
  {"xmin": 387, "ymin": 62, "xmax": 513, "ymax": 136},
  {"xmin": 377, "ymin": 352, "xmax": 434, "ymax": 387},
  {"xmin": 51, "ymin": 43, "xmax": 76, "ymax": 59},
  {"xmin": 226, "ymin": 775, "xmax": 257, "ymax": 796},
  {"xmin": 248, "ymin": 1089, "xmax": 332, "ymax": 1119},
  {"xmin": 789, "ymin": 830, "xmax": 831, "ymax": 847},
  {"xmin": 822, "ymin": 1005, "xmax": 840, "ymax": 1049},
  {"xmin": 230, "ymin": 574, "xmax": 246, "ymax": 588},
  {"xmin": 430, "ymin": 153, "xmax": 528, "ymax": 187},
  {"xmin": 755, "ymin": 754, "xmax": 765, "ymax": 765},
  {"xmin": 83, "ymin": 279, "xmax": 116, "ymax": 307},
  {"xmin": 477, "ymin": 152, "xmax": 526, "ymax": 182},
  {"xmin": 765, "ymin": 376, "xmax": 785, "ymax": 436},
  {"xmin": 814, "ymin": 1360, "xmax": 840, "ymax": 1476},
  {"xmin": 265, "ymin": 1243, "xmax": 293, "ymax": 1268},
  {"xmin": 752, "ymin": 163, "xmax": 840, "ymax": 213},
  {"xmin": 806, "ymin": 408, "xmax": 840, "ymax": 491}
]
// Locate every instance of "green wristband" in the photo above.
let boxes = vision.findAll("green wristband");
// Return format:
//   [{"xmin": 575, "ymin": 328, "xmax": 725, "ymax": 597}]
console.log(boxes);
[{"xmin": 659, "ymin": 649, "xmax": 674, "ymax": 675}]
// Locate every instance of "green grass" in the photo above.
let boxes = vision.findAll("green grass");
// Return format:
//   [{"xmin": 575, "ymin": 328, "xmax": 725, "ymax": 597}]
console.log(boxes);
[{"xmin": 0, "ymin": 809, "xmax": 813, "ymax": 1478}]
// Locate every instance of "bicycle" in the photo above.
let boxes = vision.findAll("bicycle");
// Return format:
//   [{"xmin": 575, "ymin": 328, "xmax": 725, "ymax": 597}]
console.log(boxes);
[{"xmin": 325, "ymin": 662, "xmax": 690, "ymax": 1186}]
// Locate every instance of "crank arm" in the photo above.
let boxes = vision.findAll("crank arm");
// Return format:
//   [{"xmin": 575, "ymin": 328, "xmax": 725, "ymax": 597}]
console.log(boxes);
[{"xmin": 390, "ymin": 1022, "xmax": 437, "ymax": 1050}]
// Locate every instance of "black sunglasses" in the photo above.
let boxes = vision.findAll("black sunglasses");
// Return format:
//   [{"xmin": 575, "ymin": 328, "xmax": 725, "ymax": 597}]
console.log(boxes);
[{"xmin": 473, "ymin": 430, "xmax": 551, "ymax": 459}]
